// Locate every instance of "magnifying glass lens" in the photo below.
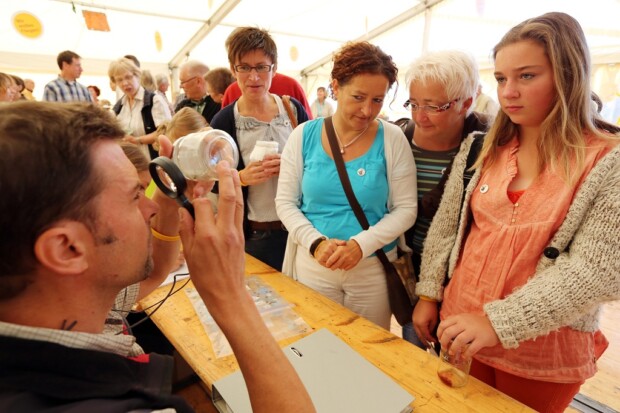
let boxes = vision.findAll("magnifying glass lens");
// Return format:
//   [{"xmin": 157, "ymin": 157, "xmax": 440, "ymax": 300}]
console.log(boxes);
[
  {"xmin": 149, "ymin": 156, "xmax": 186, "ymax": 200},
  {"xmin": 156, "ymin": 165, "xmax": 177, "ymax": 193},
  {"xmin": 149, "ymin": 157, "xmax": 194, "ymax": 218}
]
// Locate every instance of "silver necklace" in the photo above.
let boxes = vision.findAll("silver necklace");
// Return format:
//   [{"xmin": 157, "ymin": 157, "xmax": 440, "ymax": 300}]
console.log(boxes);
[{"xmin": 333, "ymin": 123, "xmax": 369, "ymax": 154}]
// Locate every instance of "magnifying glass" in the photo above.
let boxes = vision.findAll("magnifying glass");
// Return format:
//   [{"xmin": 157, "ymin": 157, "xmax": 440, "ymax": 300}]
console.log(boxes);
[{"xmin": 149, "ymin": 157, "xmax": 195, "ymax": 218}]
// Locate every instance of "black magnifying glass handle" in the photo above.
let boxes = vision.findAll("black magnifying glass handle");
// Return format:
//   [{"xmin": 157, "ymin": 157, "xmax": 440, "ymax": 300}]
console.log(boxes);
[
  {"xmin": 177, "ymin": 195, "xmax": 195, "ymax": 218},
  {"xmin": 149, "ymin": 157, "xmax": 195, "ymax": 219}
]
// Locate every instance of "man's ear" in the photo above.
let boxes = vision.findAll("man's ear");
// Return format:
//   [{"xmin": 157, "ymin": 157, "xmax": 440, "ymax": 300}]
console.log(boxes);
[{"xmin": 34, "ymin": 222, "xmax": 91, "ymax": 275}]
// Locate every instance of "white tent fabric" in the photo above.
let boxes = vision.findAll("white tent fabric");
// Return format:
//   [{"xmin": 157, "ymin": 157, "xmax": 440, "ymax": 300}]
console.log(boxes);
[{"xmin": 1, "ymin": 0, "xmax": 619, "ymax": 118}]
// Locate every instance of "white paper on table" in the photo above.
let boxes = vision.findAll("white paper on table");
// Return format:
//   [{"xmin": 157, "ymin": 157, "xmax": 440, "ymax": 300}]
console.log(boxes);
[{"xmin": 185, "ymin": 275, "xmax": 311, "ymax": 357}]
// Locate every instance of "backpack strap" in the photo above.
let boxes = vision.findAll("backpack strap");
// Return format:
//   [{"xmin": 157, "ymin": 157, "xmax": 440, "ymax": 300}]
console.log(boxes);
[
  {"xmin": 391, "ymin": 117, "xmax": 415, "ymax": 142},
  {"xmin": 455, "ymin": 133, "xmax": 485, "ymax": 240},
  {"xmin": 403, "ymin": 119, "xmax": 415, "ymax": 141},
  {"xmin": 112, "ymin": 99, "xmax": 122, "ymax": 115},
  {"xmin": 281, "ymin": 95, "xmax": 298, "ymax": 128},
  {"xmin": 463, "ymin": 132, "xmax": 485, "ymax": 192},
  {"xmin": 143, "ymin": 90, "xmax": 154, "ymax": 107}
]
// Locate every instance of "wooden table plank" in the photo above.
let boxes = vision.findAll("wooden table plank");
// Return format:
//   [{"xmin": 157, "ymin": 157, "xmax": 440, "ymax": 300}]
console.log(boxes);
[{"xmin": 141, "ymin": 254, "xmax": 534, "ymax": 412}]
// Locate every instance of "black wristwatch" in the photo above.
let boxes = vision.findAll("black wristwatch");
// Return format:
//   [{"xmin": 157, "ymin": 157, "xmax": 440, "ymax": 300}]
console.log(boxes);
[{"xmin": 309, "ymin": 236, "xmax": 327, "ymax": 257}]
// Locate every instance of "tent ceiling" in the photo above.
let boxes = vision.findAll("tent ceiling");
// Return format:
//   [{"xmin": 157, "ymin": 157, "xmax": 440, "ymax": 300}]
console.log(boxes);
[{"xmin": 1, "ymin": 0, "xmax": 619, "ymax": 79}]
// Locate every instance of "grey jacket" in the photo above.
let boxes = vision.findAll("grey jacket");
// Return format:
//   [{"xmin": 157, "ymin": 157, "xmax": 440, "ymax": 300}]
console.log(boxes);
[{"xmin": 416, "ymin": 135, "xmax": 620, "ymax": 348}]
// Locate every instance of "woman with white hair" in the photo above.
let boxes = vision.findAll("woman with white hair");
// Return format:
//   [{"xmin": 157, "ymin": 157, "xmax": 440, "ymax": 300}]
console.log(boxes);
[{"xmin": 402, "ymin": 50, "xmax": 492, "ymax": 347}]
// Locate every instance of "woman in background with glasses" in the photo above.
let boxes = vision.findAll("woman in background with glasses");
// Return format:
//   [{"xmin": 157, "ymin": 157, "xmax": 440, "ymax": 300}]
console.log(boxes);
[
  {"xmin": 276, "ymin": 41, "xmax": 417, "ymax": 330},
  {"xmin": 402, "ymin": 50, "xmax": 491, "ymax": 348},
  {"xmin": 109, "ymin": 58, "xmax": 171, "ymax": 160},
  {"xmin": 210, "ymin": 26, "xmax": 309, "ymax": 271}
]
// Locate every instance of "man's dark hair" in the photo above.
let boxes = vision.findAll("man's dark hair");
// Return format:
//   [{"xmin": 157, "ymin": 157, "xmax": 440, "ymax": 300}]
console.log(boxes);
[
  {"xmin": 123, "ymin": 54, "xmax": 141, "ymax": 68},
  {"xmin": 88, "ymin": 85, "xmax": 101, "ymax": 97},
  {"xmin": 57, "ymin": 50, "xmax": 81, "ymax": 70},
  {"xmin": 0, "ymin": 102, "xmax": 125, "ymax": 299}
]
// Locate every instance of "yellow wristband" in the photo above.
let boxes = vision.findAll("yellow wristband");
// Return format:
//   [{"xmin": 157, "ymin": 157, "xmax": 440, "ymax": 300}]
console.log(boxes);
[
  {"xmin": 151, "ymin": 227, "xmax": 180, "ymax": 242},
  {"xmin": 418, "ymin": 295, "xmax": 438, "ymax": 303}
]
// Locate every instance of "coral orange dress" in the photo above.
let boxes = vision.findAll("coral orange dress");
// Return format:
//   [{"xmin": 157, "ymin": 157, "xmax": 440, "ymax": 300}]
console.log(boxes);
[{"xmin": 441, "ymin": 136, "xmax": 611, "ymax": 382}]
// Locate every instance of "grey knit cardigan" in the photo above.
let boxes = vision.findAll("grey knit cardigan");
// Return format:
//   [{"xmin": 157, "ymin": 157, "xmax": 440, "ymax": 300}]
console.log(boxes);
[{"xmin": 416, "ymin": 134, "xmax": 620, "ymax": 349}]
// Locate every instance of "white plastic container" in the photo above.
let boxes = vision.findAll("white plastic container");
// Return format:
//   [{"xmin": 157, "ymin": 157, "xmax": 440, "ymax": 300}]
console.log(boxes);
[{"xmin": 249, "ymin": 140, "xmax": 279, "ymax": 163}]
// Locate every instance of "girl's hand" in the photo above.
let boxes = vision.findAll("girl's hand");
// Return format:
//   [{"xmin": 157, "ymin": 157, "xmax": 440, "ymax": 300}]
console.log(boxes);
[{"xmin": 437, "ymin": 313, "xmax": 500, "ymax": 359}]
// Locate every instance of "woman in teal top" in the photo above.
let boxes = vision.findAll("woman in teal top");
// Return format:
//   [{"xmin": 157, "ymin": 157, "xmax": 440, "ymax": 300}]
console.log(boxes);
[
  {"xmin": 276, "ymin": 42, "xmax": 417, "ymax": 329},
  {"xmin": 300, "ymin": 119, "xmax": 396, "ymax": 251}
]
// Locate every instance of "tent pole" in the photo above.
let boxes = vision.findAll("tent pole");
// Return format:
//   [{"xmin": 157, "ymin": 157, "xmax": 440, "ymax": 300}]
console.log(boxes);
[
  {"xmin": 421, "ymin": 5, "xmax": 432, "ymax": 55},
  {"xmin": 300, "ymin": 0, "xmax": 445, "ymax": 78},
  {"xmin": 168, "ymin": 0, "xmax": 240, "ymax": 69}
]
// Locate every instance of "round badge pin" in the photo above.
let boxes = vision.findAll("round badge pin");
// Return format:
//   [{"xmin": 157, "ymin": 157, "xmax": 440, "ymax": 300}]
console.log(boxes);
[
  {"xmin": 480, "ymin": 184, "xmax": 489, "ymax": 193},
  {"xmin": 357, "ymin": 168, "xmax": 365, "ymax": 176}
]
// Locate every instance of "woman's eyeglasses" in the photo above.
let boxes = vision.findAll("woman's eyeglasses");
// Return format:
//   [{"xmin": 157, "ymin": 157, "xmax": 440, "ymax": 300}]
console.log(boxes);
[
  {"xmin": 234, "ymin": 64, "xmax": 274, "ymax": 74},
  {"xmin": 403, "ymin": 98, "xmax": 460, "ymax": 115},
  {"xmin": 114, "ymin": 74, "xmax": 137, "ymax": 85}
]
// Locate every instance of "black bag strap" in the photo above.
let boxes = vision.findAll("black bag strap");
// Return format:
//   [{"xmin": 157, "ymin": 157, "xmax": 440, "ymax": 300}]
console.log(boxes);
[
  {"xmin": 324, "ymin": 118, "xmax": 368, "ymax": 226},
  {"xmin": 457, "ymin": 133, "xmax": 485, "ymax": 223},
  {"xmin": 391, "ymin": 117, "xmax": 415, "ymax": 142},
  {"xmin": 323, "ymin": 117, "xmax": 389, "ymax": 268},
  {"xmin": 324, "ymin": 117, "xmax": 413, "ymax": 325},
  {"xmin": 463, "ymin": 132, "xmax": 485, "ymax": 195},
  {"xmin": 403, "ymin": 119, "xmax": 415, "ymax": 141}
]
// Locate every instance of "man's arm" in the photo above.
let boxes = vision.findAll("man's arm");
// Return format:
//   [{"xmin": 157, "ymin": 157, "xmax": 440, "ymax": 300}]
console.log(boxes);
[
  {"xmin": 178, "ymin": 161, "xmax": 315, "ymax": 413},
  {"xmin": 137, "ymin": 188, "xmax": 181, "ymax": 300},
  {"xmin": 131, "ymin": 137, "xmax": 183, "ymax": 300},
  {"xmin": 42, "ymin": 84, "xmax": 58, "ymax": 102}
]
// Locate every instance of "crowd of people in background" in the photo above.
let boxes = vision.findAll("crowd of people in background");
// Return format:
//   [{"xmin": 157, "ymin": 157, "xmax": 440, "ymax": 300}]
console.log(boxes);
[
  {"xmin": 1, "ymin": 11, "xmax": 619, "ymax": 413},
  {"xmin": 0, "ymin": 72, "xmax": 36, "ymax": 102}
]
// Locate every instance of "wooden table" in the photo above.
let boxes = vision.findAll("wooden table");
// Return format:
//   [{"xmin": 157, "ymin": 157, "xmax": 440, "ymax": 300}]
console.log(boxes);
[{"xmin": 140, "ymin": 254, "xmax": 534, "ymax": 412}]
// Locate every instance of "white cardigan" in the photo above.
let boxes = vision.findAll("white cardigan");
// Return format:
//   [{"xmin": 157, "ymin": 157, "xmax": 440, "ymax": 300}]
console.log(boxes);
[{"xmin": 275, "ymin": 118, "xmax": 418, "ymax": 278}]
